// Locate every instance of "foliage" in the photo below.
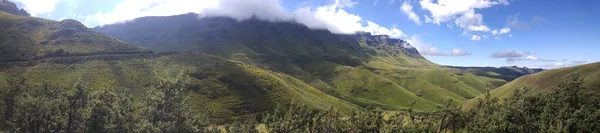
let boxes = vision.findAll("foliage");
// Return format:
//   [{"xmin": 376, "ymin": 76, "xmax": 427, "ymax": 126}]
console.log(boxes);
[
  {"xmin": 462, "ymin": 76, "xmax": 600, "ymax": 132},
  {"xmin": 142, "ymin": 75, "xmax": 208, "ymax": 132},
  {"xmin": 229, "ymin": 76, "xmax": 600, "ymax": 132},
  {"xmin": 0, "ymin": 76, "xmax": 210, "ymax": 132}
]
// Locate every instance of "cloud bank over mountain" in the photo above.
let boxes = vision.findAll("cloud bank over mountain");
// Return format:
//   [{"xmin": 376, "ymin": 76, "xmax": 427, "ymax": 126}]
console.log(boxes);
[
  {"xmin": 83, "ymin": 0, "xmax": 473, "ymax": 57},
  {"xmin": 87, "ymin": 0, "xmax": 406, "ymax": 38}
]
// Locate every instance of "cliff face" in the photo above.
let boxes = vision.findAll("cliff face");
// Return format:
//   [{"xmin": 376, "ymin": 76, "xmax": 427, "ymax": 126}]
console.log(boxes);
[{"xmin": 355, "ymin": 32, "xmax": 425, "ymax": 59}]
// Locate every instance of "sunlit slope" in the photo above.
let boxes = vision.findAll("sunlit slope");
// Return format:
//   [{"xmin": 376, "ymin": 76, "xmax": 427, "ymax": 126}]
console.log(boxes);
[
  {"xmin": 0, "ymin": 53, "xmax": 359, "ymax": 120},
  {"xmin": 464, "ymin": 62, "xmax": 600, "ymax": 108},
  {"xmin": 94, "ymin": 13, "xmax": 525, "ymax": 110}
]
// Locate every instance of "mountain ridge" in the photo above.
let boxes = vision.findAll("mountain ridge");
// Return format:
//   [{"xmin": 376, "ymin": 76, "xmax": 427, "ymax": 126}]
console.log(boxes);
[
  {"xmin": 0, "ymin": 10, "xmax": 362, "ymax": 122},
  {"xmin": 93, "ymin": 13, "xmax": 539, "ymax": 110}
]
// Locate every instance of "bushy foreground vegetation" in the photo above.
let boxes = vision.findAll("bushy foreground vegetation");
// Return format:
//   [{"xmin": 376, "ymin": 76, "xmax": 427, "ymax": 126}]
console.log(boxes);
[
  {"xmin": 1, "ymin": 75, "xmax": 598, "ymax": 132},
  {"xmin": 0, "ymin": 76, "xmax": 209, "ymax": 132}
]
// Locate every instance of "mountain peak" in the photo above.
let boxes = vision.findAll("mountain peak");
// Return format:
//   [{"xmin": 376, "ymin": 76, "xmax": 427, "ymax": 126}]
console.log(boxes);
[
  {"xmin": 57, "ymin": 19, "xmax": 88, "ymax": 30},
  {"xmin": 0, "ymin": 0, "xmax": 30, "ymax": 16}
]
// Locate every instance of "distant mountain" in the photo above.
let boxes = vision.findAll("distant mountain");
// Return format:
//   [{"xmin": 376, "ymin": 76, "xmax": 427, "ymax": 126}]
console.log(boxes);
[{"xmin": 446, "ymin": 66, "xmax": 543, "ymax": 81}]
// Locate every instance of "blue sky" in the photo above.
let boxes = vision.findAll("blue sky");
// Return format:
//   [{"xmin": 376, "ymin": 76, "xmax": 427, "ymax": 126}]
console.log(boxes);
[{"xmin": 11, "ymin": 0, "xmax": 600, "ymax": 68}]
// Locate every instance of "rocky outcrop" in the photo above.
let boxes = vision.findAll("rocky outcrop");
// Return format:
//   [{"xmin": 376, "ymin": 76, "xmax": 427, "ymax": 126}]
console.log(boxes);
[{"xmin": 355, "ymin": 32, "xmax": 425, "ymax": 59}]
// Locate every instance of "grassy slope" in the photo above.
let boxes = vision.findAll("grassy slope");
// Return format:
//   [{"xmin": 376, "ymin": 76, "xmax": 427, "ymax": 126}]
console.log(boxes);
[
  {"xmin": 94, "ymin": 14, "xmax": 522, "ymax": 111},
  {"xmin": 0, "ymin": 11, "xmax": 358, "ymax": 122},
  {"xmin": 464, "ymin": 62, "xmax": 600, "ymax": 108},
  {"xmin": 0, "ymin": 54, "xmax": 360, "ymax": 121}
]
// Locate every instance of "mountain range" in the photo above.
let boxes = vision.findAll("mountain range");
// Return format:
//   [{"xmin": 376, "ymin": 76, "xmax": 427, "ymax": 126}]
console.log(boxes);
[
  {"xmin": 93, "ymin": 13, "xmax": 545, "ymax": 110},
  {"xmin": 1, "ymin": 1, "xmax": 598, "ymax": 123}
]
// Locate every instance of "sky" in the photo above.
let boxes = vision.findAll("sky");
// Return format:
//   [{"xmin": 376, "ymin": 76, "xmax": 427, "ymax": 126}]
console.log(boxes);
[{"xmin": 10, "ymin": 0, "xmax": 600, "ymax": 69}]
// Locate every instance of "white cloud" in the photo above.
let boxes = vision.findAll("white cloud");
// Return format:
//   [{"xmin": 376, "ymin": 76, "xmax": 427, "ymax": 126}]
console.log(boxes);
[
  {"xmin": 455, "ymin": 11, "xmax": 488, "ymax": 32},
  {"xmin": 507, "ymin": 13, "xmax": 544, "ymax": 30},
  {"xmin": 450, "ymin": 48, "xmax": 471, "ymax": 56},
  {"xmin": 406, "ymin": 35, "xmax": 445, "ymax": 56},
  {"xmin": 361, "ymin": 21, "xmax": 407, "ymax": 38},
  {"xmin": 419, "ymin": 0, "xmax": 509, "ymax": 38},
  {"xmin": 201, "ymin": 0, "xmax": 292, "ymax": 21},
  {"xmin": 491, "ymin": 27, "xmax": 510, "ymax": 37},
  {"xmin": 490, "ymin": 50, "xmax": 526, "ymax": 58},
  {"xmin": 407, "ymin": 35, "xmax": 469, "ymax": 56},
  {"xmin": 467, "ymin": 25, "xmax": 490, "ymax": 32},
  {"xmin": 420, "ymin": 0, "xmax": 507, "ymax": 24},
  {"xmin": 536, "ymin": 60, "xmax": 589, "ymax": 69},
  {"xmin": 11, "ymin": 0, "xmax": 61, "ymax": 16},
  {"xmin": 334, "ymin": 0, "xmax": 358, "ymax": 8},
  {"xmin": 470, "ymin": 35, "xmax": 481, "ymax": 40},
  {"xmin": 300, "ymin": 1, "xmax": 364, "ymax": 34},
  {"xmin": 87, "ymin": 0, "xmax": 220, "ymax": 25},
  {"xmin": 499, "ymin": 27, "xmax": 510, "ymax": 34},
  {"xmin": 88, "ymin": 0, "xmax": 404, "ymax": 38},
  {"xmin": 401, "ymin": 2, "xmax": 421, "ymax": 25},
  {"xmin": 494, "ymin": 37, "xmax": 500, "ymax": 40},
  {"xmin": 524, "ymin": 55, "xmax": 539, "ymax": 61}
]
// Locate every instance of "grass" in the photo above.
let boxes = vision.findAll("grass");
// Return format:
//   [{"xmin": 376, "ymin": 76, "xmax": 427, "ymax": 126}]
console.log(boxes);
[
  {"xmin": 0, "ymin": 53, "xmax": 362, "ymax": 123},
  {"xmin": 332, "ymin": 66, "xmax": 439, "ymax": 111},
  {"xmin": 0, "ymin": 10, "xmax": 539, "ymax": 119},
  {"xmin": 91, "ymin": 14, "xmax": 532, "ymax": 112}
]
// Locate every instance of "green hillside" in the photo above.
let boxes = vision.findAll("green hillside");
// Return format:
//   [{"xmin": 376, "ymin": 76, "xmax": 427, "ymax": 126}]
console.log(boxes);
[
  {"xmin": 94, "ymin": 13, "xmax": 529, "ymax": 110},
  {"xmin": 1, "ymin": 1, "xmax": 598, "ymax": 132},
  {"xmin": 0, "ymin": 8, "xmax": 358, "ymax": 125},
  {"xmin": 0, "ymin": 53, "xmax": 360, "ymax": 122},
  {"xmin": 464, "ymin": 62, "xmax": 600, "ymax": 108},
  {"xmin": 0, "ymin": 8, "xmax": 539, "ymax": 120}
]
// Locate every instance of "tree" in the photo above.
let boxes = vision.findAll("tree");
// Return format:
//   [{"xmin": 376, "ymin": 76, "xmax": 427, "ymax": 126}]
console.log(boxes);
[
  {"xmin": 89, "ymin": 88, "xmax": 143, "ymax": 133},
  {"xmin": 142, "ymin": 76, "xmax": 207, "ymax": 132},
  {"xmin": 0, "ymin": 78, "xmax": 26, "ymax": 129},
  {"xmin": 65, "ymin": 84, "xmax": 92, "ymax": 132}
]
